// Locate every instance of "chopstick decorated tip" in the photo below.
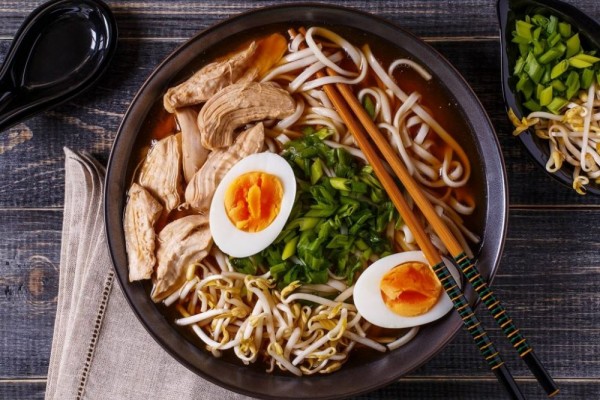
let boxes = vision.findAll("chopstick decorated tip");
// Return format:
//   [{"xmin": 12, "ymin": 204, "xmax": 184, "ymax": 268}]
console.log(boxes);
[{"xmin": 325, "ymin": 68, "xmax": 558, "ymax": 396}]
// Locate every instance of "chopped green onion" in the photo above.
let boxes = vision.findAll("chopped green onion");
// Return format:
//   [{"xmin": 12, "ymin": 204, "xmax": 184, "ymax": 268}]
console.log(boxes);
[
  {"xmin": 516, "ymin": 20, "xmax": 533, "ymax": 41},
  {"xmin": 269, "ymin": 262, "xmax": 287, "ymax": 277},
  {"xmin": 355, "ymin": 238, "xmax": 369, "ymax": 251},
  {"xmin": 363, "ymin": 95, "xmax": 376, "ymax": 120},
  {"xmin": 547, "ymin": 32, "xmax": 561, "ymax": 48},
  {"xmin": 523, "ymin": 98, "xmax": 541, "ymax": 112},
  {"xmin": 532, "ymin": 39, "xmax": 545, "ymax": 56},
  {"xmin": 516, "ymin": 74, "xmax": 534, "ymax": 99},
  {"xmin": 350, "ymin": 180, "xmax": 368, "ymax": 194},
  {"xmin": 569, "ymin": 57, "xmax": 593, "ymax": 69},
  {"xmin": 327, "ymin": 234, "xmax": 354, "ymax": 249},
  {"xmin": 539, "ymin": 47, "xmax": 562, "ymax": 64},
  {"xmin": 298, "ymin": 217, "xmax": 321, "ymax": 231},
  {"xmin": 329, "ymin": 177, "xmax": 351, "ymax": 191},
  {"xmin": 550, "ymin": 59, "xmax": 569, "ymax": 79},
  {"xmin": 565, "ymin": 71, "xmax": 580, "ymax": 99},
  {"xmin": 310, "ymin": 158, "xmax": 323, "ymax": 184},
  {"xmin": 514, "ymin": 57, "xmax": 526, "ymax": 75},
  {"xmin": 542, "ymin": 65, "xmax": 552, "ymax": 84},
  {"xmin": 230, "ymin": 257, "xmax": 261, "ymax": 275},
  {"xmin": 551, "ymin": 79, "xmax": 566, "ymax": 92},
  {"xmin": 539, "ymin": 85, "xmax": 553, "ymax": 106},
  {"xmin": 531, "ymin": 14, "xmax": 548, "ymax": 28},
  {"xmin": 566, "ymin": 33, "xmax": 580, "ymax": 58},
  {"xmin": 512, "ymin": 35, "xmax": 530, "ymax": 45},
  {"xmin": 313, "ymin": 127, "xmax": 332, "ymax": 140},
  {"xmin": 519, "ymin": 43, "xmax": 529, "ymax": 57},
  {"xmin": 536, "ymin": 83, "xmax": 544, "ymax": 100},
  {"xmin": 524, "ymin": 52, "xmax": 544, "ymax": 83},
  {"xmin": 282, "ymin": 236, "xmax": 299, "ymax": 260},
  {"xmin": 546, "ymin": 97, "xmax": 568, "ymax": 114},
  {"xmin": 302, "ymin": 126, "xmax": 315, "ymax": 136},
  {"xmin": 570, "ymin": 53, "xmax": 600, "ymax": 64},
  {"xmin": 581, "ymin": 68, "xmax": 594, "ymax": 89},
  {"xmin": 558, "ymin": 22, "xmax": 571, "ymax": 38},
  {"xmin": 546, "ymin": 15, "xmax": 558, "ymax": 35}
]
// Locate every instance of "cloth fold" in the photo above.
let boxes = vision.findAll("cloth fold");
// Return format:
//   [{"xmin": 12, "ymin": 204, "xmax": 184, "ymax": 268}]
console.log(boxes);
[{"xmin": 46, "ymin": 148, "xmax": 250, "ymax": 400}]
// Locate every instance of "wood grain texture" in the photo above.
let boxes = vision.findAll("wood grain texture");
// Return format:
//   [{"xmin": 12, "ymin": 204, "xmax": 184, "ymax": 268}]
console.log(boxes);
[
  {"xmin": 0, "ymin": 210, "xmax": 61, "ymax": 378},
  {"xmin": 1, "ymin": 1, "xmax": 599, "ymax": 398},
  {"xmin": 0, "ymin": 382, "xmax": 46, "ymax": 400},
  {"xmin": 1, "ymin": 379, "xmax": 599, "ymax": 400},
  {"xmin": 0, "ymin": 0, "xmax": 596, "ymax": 39}
]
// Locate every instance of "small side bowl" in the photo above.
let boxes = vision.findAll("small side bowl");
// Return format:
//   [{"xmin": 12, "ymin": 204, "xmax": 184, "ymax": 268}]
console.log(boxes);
[{"xmin": 497, "ymin": 0, "xmax": 600, "ymax": 195}]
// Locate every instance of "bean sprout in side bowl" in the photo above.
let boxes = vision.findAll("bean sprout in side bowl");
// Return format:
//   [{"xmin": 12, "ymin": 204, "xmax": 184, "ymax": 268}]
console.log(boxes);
[
  {"xmin": 498, "ymin": 0, "xmax": 600, "ymax": 195},
  {"xmin": 105, "ymin": 4, "xmax": 508, "ymax": 399}
]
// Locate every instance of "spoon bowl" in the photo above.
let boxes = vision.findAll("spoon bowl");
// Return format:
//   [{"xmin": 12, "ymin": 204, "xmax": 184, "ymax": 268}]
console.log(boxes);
[
  {"xmin": 0, "ymin": 0, "xmax": 117, "ymax": 131},
  {"xmin": 497, "ymin": 0, "xmax": 600, "ymax": 195}
]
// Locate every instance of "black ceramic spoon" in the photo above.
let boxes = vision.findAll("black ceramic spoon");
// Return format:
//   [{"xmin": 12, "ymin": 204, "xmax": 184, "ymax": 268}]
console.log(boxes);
[
  {"xmin": 498, "ymin": 0, "xmax": 600, "ymax": 195},
  {"xmin": 0, "ymin": 0, "xmax": 117, "ymax": 132}
]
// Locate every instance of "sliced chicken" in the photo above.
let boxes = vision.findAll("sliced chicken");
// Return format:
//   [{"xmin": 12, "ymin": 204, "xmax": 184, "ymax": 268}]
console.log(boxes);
[
  {"xmin": 163, "ymin": 41, "xmax": 258, "ymax": 113},
  {"xmin": 151, "ymin": 215, "xmax": 212, "ymax": 302},
  {"xmin": 198, "ymin": 82, "xmax": 295, "ymax": 150},
  {"xmin": 175, "ymin": 108, "xmax": 209, "ymax": 183},
  {"xmin": 124, "ymin": 184, "xmax": 163, "ymax": 282},
  {"xmin": 185, "ymin": 123, "xmax": 265, "ymax": 212},
  {"xmin": 138, "ymin": 133, "xmax": 183, "ymax": 213}
]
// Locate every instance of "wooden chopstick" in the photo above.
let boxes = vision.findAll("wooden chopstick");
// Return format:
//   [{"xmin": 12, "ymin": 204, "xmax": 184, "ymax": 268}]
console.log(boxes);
[
  {"xmin": 326, "ymin": 68, "xmax": 558, "ymax": 396},
  {"xmin": 319, "ymin": 68, "xmax": 524, "ymax": 400}
]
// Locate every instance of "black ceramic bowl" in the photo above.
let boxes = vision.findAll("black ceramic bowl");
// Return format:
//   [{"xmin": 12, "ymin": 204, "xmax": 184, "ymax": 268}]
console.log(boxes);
[
  {"xmin": 497, "ymin": 0, "xmax": 600, "ymax": 195},
  {"xmin": 105, "ymin": 4, "xmax": 508, "ymax": 399}
]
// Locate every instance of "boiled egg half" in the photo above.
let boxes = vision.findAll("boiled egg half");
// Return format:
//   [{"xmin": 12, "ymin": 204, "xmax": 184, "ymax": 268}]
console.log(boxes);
[
  {"xmin": 354, "ymin": 251, "xmax": 461, "ymax": 329},
  {"xmin": 209, "ymin": 152, "xmax": 296, "ymax": 258}
]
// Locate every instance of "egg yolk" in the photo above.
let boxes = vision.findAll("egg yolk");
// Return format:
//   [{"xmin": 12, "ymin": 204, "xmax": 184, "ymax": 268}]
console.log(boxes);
[
  {"xmin": 224, "ymin": 171, "xmax": 283, "ymax": 232},
  {"xmin": 380, "ymin": 262, "xmax": 442, "ymax": 317}
]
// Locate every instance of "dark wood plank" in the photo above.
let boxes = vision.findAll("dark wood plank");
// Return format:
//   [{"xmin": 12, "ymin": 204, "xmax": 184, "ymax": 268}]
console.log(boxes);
[
  {"xmin": 1, "ymin": 209, "xmax": 598, "ymax": 379},
  {"xmin": 1, "ymin": 379, "xmax": 598, "ymax": 400},
  {"xmin": 0, "ymin": 0, "xmax": 534, "ymax": 39},
  {"xmin": 0, "ymin": 210, "xmax": 61, "ymax": 378},
  {"xmin": 0, "ymin": 381, "xmax": 45, "ymax": 400},
  {"xmin": 0, "ymin": 0, "xmax": 597, "ymax": 39},
  {"xmin": 355, "ymin": 378, "xmax": 600, "ymax": 399}
]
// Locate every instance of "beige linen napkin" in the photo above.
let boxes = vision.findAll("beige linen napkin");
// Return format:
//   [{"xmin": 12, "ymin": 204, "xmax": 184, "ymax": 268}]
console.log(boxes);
[{"xmin": 45, "ymin": 148, "xmax": 252, "ymax": 400}]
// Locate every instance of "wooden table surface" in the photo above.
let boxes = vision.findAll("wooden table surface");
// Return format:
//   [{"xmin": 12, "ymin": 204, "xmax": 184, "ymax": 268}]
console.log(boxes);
[{"xmin": 1, "ymin": 0, "xmax": 599, "ymax": 399}]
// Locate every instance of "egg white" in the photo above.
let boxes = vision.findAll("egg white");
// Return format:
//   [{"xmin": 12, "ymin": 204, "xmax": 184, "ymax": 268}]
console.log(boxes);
[
  {"xmin": 353, "ymin": 251, "xmax": 462, "ymax": 329},
  {"xmin": 209, "ymin": 152, "xmax": 296, "ymax": 258}
]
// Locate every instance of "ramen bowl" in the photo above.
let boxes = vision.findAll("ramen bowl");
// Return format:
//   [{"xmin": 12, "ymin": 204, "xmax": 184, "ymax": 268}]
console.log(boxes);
[{"xmin": 105, "ymin": 4, "xmax": 508, "ymax": 399}]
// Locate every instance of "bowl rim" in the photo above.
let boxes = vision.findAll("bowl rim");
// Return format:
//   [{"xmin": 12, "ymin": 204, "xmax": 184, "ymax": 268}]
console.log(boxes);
[
  {"xmin": 496, "ymin": 0, "xmax": 600, "ymax": 195},
  {"xmin": 104, "ymin": 3, "xmax": 508, "ymax": 399}
]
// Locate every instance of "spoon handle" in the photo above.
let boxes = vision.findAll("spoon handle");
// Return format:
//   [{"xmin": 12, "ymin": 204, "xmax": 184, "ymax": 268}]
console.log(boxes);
[{"xmin": 454, "ymin": 253, "xmax": 559, "ymax": 397}]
